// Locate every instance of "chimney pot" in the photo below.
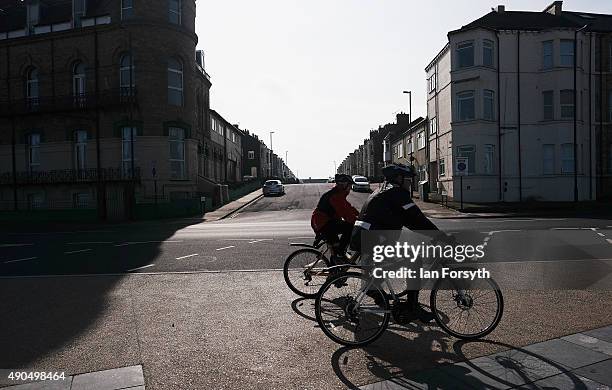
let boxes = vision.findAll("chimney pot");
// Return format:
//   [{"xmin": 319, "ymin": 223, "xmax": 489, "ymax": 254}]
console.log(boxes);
[
  {"xmin": 495, "ymin": 5, "xmax": 505, "ymax": 13},
  {"xmin": 544, "ymin": 1, "xmax": 563, "ymax": 15}
]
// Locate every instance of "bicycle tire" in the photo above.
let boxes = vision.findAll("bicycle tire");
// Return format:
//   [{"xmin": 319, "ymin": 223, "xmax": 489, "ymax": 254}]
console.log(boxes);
[
  {"xmin": 283, "ymin": 248, "xmax": 330, "ymax": 298},
  {"xmin": 315, "ymin": 272, "xmax": 390, "ymax": 346},
  {"xmin": 430, "ymin": 266, "xmax": 504, "ymax": 340}
]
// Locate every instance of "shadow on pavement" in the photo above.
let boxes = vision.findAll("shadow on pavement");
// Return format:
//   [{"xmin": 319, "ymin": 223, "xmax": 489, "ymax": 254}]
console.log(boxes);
[
  {"xmin": 0, "ymin": 219, "xmax": 199, "ymax": 381},
  {"xmin": 290, "ymin": 297, "xmax": 317, "ymax": 322}
]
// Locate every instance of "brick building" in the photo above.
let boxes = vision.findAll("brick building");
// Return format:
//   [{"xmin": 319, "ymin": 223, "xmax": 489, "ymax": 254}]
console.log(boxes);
[
  {"xmin": 0, "ymin": 0, "xmax": 212, "ymax": 218},
  {"xmin": 209, "ymin": 109, "xmax": 243, "ymax": 183}
]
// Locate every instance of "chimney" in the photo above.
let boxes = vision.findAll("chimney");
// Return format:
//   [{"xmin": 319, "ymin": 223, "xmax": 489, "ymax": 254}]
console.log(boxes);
[
  {"xmin": 544, "ymin": 1, "xmax": 563, "ymax": 15},
  {"xmin": 396, "ymin": 113, "xmax": 410, "ymax": 127},
  {"xmin": 495, "ymin": 5, "xmax": 505, "ymax": 13}
]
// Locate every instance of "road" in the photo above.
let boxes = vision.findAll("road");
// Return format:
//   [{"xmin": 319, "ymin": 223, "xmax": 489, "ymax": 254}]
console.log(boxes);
[
  {"xmin": 1, "ymin": 183, "xmax": 611, "ymax": 279},
  {"xmin": 1, "ymin": 183, "xmax": 612, "ymax": 389}
]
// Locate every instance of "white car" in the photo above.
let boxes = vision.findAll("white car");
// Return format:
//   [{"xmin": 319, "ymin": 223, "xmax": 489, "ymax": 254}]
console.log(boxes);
[
  {"xmin": 262, "ymin": 180, "xmax": 285, "ymax": 196},
  {"xmin": 351, "ymin": 176, "xmax": 371, "ymax": 192}
]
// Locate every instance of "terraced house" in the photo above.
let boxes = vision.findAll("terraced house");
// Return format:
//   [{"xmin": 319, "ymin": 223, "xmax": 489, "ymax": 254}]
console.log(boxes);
[{"xmin": 0, "ymin": 0, "xmax": 213, "ymax": 219}]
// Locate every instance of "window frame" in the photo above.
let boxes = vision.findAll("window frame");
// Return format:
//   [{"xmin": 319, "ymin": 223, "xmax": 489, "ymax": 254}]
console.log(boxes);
[
  {"xmin": 439, "ymin": 158, "xmax": 445, "ymax": 177},
  {"xmin": 26, "ymin": 67, "xmax": 39, "ymax": 107},
  {"xmin": 74, "ymin": 130, "xmax": 87, "ymax": 171},
  {"xmin": 417, "ymin": 131, "xmax": 425, "ymax": 150},
  {"xmin": 561, "ymin": 143, "xmax": 575, "ymax": 174},
  {"xmin": 542, "ymin": 144, "xmax": 555, "ymax": 175},
  {"xmin": 560, "ymin": 39, "xmax": 575, "ymax": 67},
  {"xmin": 167, "ymin": 58, "xmax": 184, "ymax": 106},
  {"xmin": 484, "ymin": 144, "xmax": 494, "ymax": 174},
  {"xmin": 456, "ymin": 40, "xmax": 474, "ymax": 69},
  {"xmin": 456, "ymin": 90, "xmax": 475, "ymax": 121},
  {"xmin": 28, "ymin": 133, "xmax": 41, "ymax": 172},
  {"xmin": 248, "ymin": 150, "xmax": 255, "ymax": 159},
  {"xmin": 560, "ymin": 89, "xmax": 575, "ymax": 119},
  {"xmin": 121, "ymin": 0, "xmax": 134, "ymax": 19},
  {"xmin": 168, "ymin": 0, "xmax": 182, "ymax": 25},
  {"xmin": 168, "ymin": 127, "xmax": 186, "ymax": 180},
  {"xmin": 73, "ymin": 61, "xmax": 86, "ymax": 107},
  {"xmin": 543, "ymin": 90, "xmax": 554, "ymax": 120},
  {"xmin": 483, "ymin": 89, "xmax": 494, "ymax": 120},
  {"xmin": 483, "ymin": 39, "xmax": 494, "ymax": 67},
  {"xmin": 121, "ymin": 126, "xmax": 137, "ymax": 177},
  {"xmin": 542, "ymin": 40, "xmax": 554, "ymax": 69},
  {"xmin": 119, "ymin": 54, "xmax": 135, "ymax": 96},
  {"xmin": 430, "ymin": 117, "xmax": 437, "ymax": 135}
]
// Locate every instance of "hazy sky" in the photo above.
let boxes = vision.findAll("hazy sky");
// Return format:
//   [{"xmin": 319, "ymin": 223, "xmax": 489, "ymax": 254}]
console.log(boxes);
[{"xmin": 196, "ymin": 0, "xmax": 612, "ymax": 178}]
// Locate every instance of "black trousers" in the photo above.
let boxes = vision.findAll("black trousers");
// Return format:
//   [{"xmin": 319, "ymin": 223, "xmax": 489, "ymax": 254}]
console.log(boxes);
[{"xmin": 319, "ymin": 219, "xmax": 353, "ymax": 257}]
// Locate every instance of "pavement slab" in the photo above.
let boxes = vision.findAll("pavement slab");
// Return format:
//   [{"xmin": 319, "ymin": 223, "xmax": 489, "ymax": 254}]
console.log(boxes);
[
  {"xmin": 573, "ymin": 359, "xmax": 612, "ymax": 387},
  {"xmin": 523, "ymin": 339, "xmax": 609, "ymax": 369}
]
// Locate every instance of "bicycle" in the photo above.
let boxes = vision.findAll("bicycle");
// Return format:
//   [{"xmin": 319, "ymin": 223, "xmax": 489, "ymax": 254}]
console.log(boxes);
[
  {"xmin": 283, "ymin": 236, "xmax": 369, "ymax": 298},
  {"xmin": 314, "ymin": 251, "xmax": 504, "ymax": 346}
]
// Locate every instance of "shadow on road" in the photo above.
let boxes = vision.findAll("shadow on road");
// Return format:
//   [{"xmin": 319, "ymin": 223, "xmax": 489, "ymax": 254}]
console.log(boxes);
[
  {"xmin": 0, "ymin": 219, "xmax": 199, "ymax": 379},
  {"xmin": 290, "ymin": 297, "xmax": 317, "ymax": 322}
]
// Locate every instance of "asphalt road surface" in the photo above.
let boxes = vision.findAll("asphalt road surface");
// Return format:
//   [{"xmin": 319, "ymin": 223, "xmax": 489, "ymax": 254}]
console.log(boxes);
[
  {"xmin": 1, "ymin": 183, "xmax": 611, "ymax": 280},
  {"xmin": 2, "ymin": 183, "xmax": 612, "ymax": 389}
]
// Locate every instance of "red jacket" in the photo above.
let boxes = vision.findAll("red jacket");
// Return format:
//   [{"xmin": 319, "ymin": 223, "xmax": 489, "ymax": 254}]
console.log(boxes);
[{"xmin": 311, "ymin": 186, "xmax": 358, "ymax": 232}]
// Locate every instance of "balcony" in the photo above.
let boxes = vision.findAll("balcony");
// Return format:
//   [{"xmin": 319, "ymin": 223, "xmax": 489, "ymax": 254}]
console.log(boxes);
[
  {"xmin": 0, "ymin": 167, "xmax": 141, "ymax": 186},
  {"xmin": 0, "ymin": 88, "xmax": 137, "ymax": 118}
]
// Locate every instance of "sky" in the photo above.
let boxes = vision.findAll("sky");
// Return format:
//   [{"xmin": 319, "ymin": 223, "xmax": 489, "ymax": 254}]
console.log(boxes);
[{"xmin": 196, "ymin": 0, "xmax": 612, "ymax": 179}]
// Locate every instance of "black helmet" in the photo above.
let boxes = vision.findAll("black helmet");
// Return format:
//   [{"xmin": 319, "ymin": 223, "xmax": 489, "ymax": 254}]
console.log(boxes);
[
  {"xmin": 382, "ymin": 163, "xmax": 415, "ymax": 180},
  {"xmin": 335, "ymin": 174, "xmax": 354, "ymax": 184}
]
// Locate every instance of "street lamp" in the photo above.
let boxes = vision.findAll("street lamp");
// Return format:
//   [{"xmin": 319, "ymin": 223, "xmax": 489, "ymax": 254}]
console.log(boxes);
[
  {"xmin": 402, "ymin": 90, "xmax": 412, "ymax": 123},
  {"xmin": 269, "ymin": 131, "xmax": 274, "ymax": 177}
]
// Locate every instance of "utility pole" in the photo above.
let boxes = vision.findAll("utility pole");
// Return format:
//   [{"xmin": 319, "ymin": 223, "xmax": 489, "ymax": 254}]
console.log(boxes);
[
  {"xmin": 403, "ymin": 90, "xmax": 412, "ymax": 122},
  {"xmin": 269, "ymin": 131, "xmax": 274, "ymax": 177}
]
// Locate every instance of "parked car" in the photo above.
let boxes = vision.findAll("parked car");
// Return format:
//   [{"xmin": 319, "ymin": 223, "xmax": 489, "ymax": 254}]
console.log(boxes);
[
  {"xmin": 327, "ymin": 177, "xmax": 335, "ymax": 183},
  {"xmin": 351, "ymin": 175, "xmax": 371, "ymax": 192},
  {"xmin": 262, "ymin": 179, "xmax": 285, "ymax": 196}
]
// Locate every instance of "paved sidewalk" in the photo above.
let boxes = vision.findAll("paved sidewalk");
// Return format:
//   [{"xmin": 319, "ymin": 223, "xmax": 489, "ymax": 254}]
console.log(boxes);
[
  {"xmin": 361, "ymin": 326, "xmax": 612, "ymax": 389},
  {"xmin": 4, "ymin": 365, "xmax": 145, "ymax": 390},
  {"xmin": 201, "ymin": 189, "xmax": 263, "ymax": 222}
]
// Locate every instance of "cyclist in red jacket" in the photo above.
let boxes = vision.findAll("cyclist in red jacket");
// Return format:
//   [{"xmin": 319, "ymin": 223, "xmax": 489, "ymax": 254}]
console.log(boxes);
[{"xmin": 311, "ymin": 174, "xmax": 359, "ymax": 264}]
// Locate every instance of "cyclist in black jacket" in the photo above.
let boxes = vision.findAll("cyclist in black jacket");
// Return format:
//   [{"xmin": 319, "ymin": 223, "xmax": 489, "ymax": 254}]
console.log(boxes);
[{"xmin": 350, "ymin": 163, "xmax": 452, "ymax": 323}]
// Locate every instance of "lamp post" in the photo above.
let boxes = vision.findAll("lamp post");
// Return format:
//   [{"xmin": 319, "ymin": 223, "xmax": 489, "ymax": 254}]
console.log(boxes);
[
  {"xmin": 269, "ymin": 131, "xmax": 274, "ymax": 177},
  {"xmin": 402, "ymin": 90, "xmax": 412, "ymax": 122}
]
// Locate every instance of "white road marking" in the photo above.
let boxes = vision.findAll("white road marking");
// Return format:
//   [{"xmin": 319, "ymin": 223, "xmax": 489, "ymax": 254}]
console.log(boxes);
[
  {"xmin": 483, "ymin": 237, "xmax": 490, "ymax": 242},
  {"xmin": 607, "ymin": 239, "xmax": 612, "ymax": 245},
  {"xmin": 67, "ymin": 242, "xmax": 112, "ymax": 245},
  {"xmin": 127, "ymin": 264, "xmax": 155, "ymax": 272},
  {"xmin": 487, "ymin": 230, "xmax": 522, "ymax": 236},
  {"xmin": 215, "ymin": 246, "xmax": 235, "ymax": 251},
  {"xmin": 288, "ymin": 237, "xmax": 315, "ymax": 240},
  {"xmin": 114, "ymin": 240, "xmax": 183, "ymax": 247},
  {"xmin": 4, "ymin": 256, "xmax": 38, "ymax": 264},
  {"xmin": 176, "ymin": 253, "xmax": 199, "ymax": 260},
  {"xmin": 64, "ymin": 249, "xmax": 92, "ymax": 255},
  {"xmin": 248, "ymin": 239, "xmax": 273, "ymax": 244},
  {"xmin": 597, "ymin": 233, "xmax": 606, "ymax": 237},
  {"xmin": 0, "ymin": 243, "xmax": 33, "ymax": 248},
  {"xmin": 552, "ymin": 227, "xmax": 581, "ymax": 230}
]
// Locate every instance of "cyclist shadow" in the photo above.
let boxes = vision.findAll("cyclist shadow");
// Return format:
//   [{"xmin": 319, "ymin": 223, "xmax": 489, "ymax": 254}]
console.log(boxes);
[{"xmin": 290, "ymin": 297, "xmax": 317, "ymax": 322}]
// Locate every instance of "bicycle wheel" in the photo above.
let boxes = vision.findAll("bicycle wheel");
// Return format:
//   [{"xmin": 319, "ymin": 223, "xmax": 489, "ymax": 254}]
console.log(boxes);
[
  {"xmin": 430, "ymin": 267, "xmax": 503, "ymax": 340},
  {"xmin": 283, "ymin": 248, "xmax": 330, "ymax": 298},
  {"xmin": 315, "ymin": 272, "xmax": 390, "ymax": 346}
]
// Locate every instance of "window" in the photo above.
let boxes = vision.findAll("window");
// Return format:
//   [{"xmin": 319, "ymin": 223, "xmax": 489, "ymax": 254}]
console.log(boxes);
[
  {"xmin": 167, "ymin": 58, "xmax": 183, "ymax": 106},
  {"xmin": 560, "ymin": 40, "xmax": 574, "ymax": 67},
  {"xmin": 28, "ymin": 133, "xmax": 41, "ymax": 172},
  {"xmin": 73, "ymin": 62, "xmax": 86, "ymax": 107},
  {"xmin": 457, "ymin": 41, "xmax": 474, "ymax": 69},
  {"xmin": 122, "ymin": 127, "xmax": 136, "ymax": 176},
  {"xmin": 248, "ymin": 150, "xmax": 255, "ymax": 159},
  {"xmin": 417, "ymin": 132, "xmax": 425, "ymax": 150},
  {"xmin": 484, "ymin": 144, "xmax": 494, "ymax": 174},
  {"xmin": 418, "ymin": 165, "xmax": 426, "ymax": 181},
  {"xmin": 457, "ymin": 91, "xmax": 475, "ymax": 121},
  {"xmin": 430, "ymin": 118, "xmax": 437, "ymax": 135},
  {"xmin": 543, "ymin": 90, "xmax": 554, "ymax": 120},
  {"xmin": 119, "ymin": 54, "xmax": 135, "ymax": 96},
  {"xmin": 398, "ymin": 143, "xmax": 403, "ymax": 158},
  {"xmin": 439, "ymin": 158, "xmax": 445, "ymax": 177},
  {"xmin": 561, "ymin": 143, "xmax": 575, "ymax": 173},
  {"xmin": 28, "ymin": 193, "xmax": 44, "ymax": 210},
  {"xmin": 26, "ymin": 68, "xmax": 39, "ymax": 108},
  {"xmin": 483, "ymin": 39, "xmax": 494, "ymax": 67},
  {"xmin": 542, "ymin": 41, "xmax": 553, "ymax": 69},
  {"xmin": 428, "ymin": 73, "xmax": 436, "ymax": 93},
  {"xmin": 406, "ymin": 138, "xmax": 413, "ymax": 154},
  {"xmin": 169, "ymin": 127, "xmax": 185, "ymax": 179},
  {"xmin": 543, "ymin": 144, "xmax": 555, "ymax": 174},
  {"xmin": 483, "ymin": 90, "xmax": 494, "ymax": 120},
  {"xmin": 456, "ymin": 145, "xmax": 475, "ymax": 173},
  {"xmin": 169, "ymin": 0, "xmax": 181, "ymax": 24},
  {"xmin": 73, "ymin": 0, "xmax": 86, "ymax": 27},
  {"xmin": 73, "ymin": 193, "xmax": 89, "ymax": 208},
  {"xmin": 74, "ymin": 130, "xmax": 87, "ymax": 171},
  {"xmin": 121, "ymin": 0, "xmax": 133, "ymax": 19},
  {"xmin": 560, "ymin": 89, "xmax": 574, "ymax": 119}
]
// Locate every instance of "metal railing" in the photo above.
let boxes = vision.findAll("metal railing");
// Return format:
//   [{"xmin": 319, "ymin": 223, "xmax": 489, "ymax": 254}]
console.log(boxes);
[
  {"xmin": 0, "ymin": 88, "xmax": 137, "ymax": 117},
  {"xmin": 0, "ymin": 167, "xmax": 141, "ymax": 186}
]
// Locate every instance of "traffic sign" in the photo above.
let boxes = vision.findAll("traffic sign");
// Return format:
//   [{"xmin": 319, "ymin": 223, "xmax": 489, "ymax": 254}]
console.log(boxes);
[{"xmin": 455, "ymin": 157, "xmax": 468, "ymax": 176}]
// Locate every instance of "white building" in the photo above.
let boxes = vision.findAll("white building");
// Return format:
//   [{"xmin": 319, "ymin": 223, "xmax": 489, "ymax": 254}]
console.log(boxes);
[{"xmin": 427, "ymin": 1, "xmax": 612, "ymax": 202}]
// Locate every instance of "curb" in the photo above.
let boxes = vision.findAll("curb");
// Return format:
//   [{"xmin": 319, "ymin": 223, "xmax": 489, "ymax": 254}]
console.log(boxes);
[{"xmin": 219, "ymin": 193, "xmax": 264, "ymax": 220}]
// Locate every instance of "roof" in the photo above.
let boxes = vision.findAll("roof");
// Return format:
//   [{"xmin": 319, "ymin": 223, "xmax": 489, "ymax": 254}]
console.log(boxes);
[{"xmin": 451, "ymin": 9, "xmax": 612, "ymax": 35}]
